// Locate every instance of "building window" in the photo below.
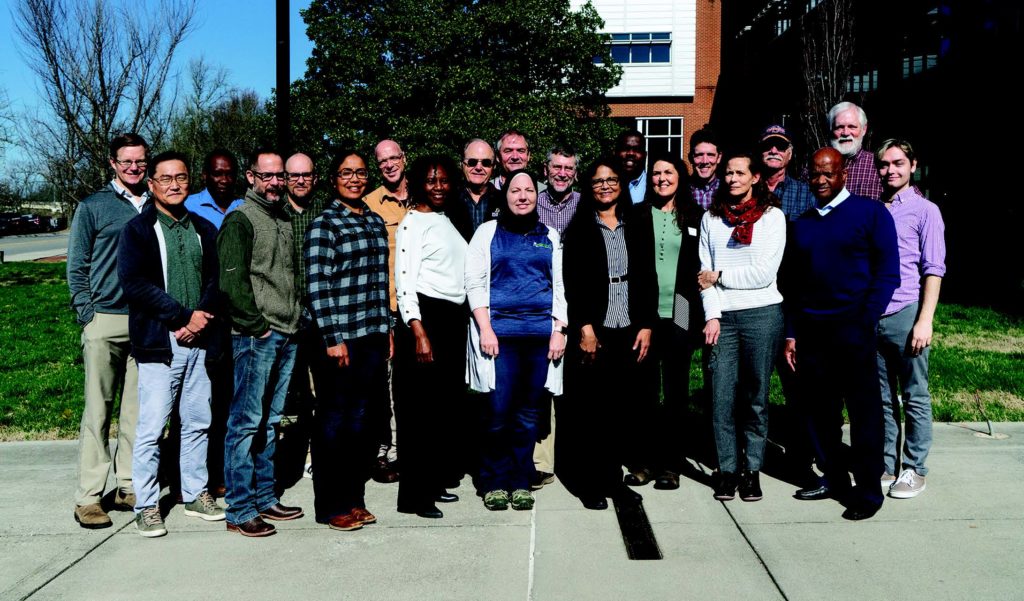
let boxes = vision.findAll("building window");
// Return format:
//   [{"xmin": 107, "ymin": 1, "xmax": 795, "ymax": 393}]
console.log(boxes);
[
  {"xmin": 775, "ymin": 18, "xmax": 790, "ymax": 36},
  {"xmin": 847, "ymin": 70, "xmax": 879, "ymax": 93},
  {"xmin": 598, "ymin": 33, "xmax": 672, "ymax": 64},
  {"xmin": 902, "ymin": 54, "xmax": 938, "ymax": 78},
  {"xmin": 635, "ymin": 117, "xmax": 685, "ymax": 157},
  {"xmin": 805, "ymin": 0, "xmax": 822, "ymax": 12}
]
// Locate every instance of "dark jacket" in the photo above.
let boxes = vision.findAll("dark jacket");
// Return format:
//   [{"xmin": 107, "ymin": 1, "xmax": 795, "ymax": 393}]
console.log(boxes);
[
  {"xmin": 118, "ymin": 205, "xmax": 222, "ymax": 363},
  {"xmin": 630, "ymin": 201, "xmax": 706, "ymax": 335},
  {"xmin": 562, "ymin": 203, "xmax": 659, "ymax": 336}
]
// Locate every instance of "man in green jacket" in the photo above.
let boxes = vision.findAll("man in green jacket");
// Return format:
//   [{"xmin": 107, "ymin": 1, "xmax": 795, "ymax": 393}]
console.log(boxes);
[{"xmin": 217, "ymin": 148, "xmax": 304, "ymax": 537}]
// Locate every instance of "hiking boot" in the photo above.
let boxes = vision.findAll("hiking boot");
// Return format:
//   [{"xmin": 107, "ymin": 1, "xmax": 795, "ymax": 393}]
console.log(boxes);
[
  {"xmin": 510, "ymin": 489, "xmax": 535, "ymax": 511},
  {"xmin": 135, "ymin": 507, "xmax": 167, "ymax": 538},
  {"xmin": 739, "ymin": 471, "xmax": 763, "ymax": 502},
  {"xmin": 74, "ymin": 503, "xmax": 112, "ymax": 529},
  {"xmin": 483, "ymin": 490, "xmax": 509, "ymax": 511},
  {"xmin": 113, "ymin": 489, "xmax": 136, "ymax": 511},
  {"xmin": 713, "ymin": 471, "xmax": 737, "ymax": 501},
  {"xmin": 889, "ymin": 469, "xmax": 926, "ymax": 499},
  {"xmin": 183, "ymin": 491, "xmax": 226, "ymax": 521}
]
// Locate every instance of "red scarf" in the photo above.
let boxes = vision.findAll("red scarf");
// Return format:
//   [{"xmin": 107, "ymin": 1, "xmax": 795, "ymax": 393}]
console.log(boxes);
[{"xmin": 721, "ymin": 197, "xmax": 767, "ymax": 245}]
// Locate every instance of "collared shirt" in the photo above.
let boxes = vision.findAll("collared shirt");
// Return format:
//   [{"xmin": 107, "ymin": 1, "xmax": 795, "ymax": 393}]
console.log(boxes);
[
  {"xmin": 364, "ymin": 185, "xmax": 409, "ymax": 312},
  {"xmin": 652, "ymin": 207, "xmax": 682, "ymax": 319},
  {"xmin": 536, "ymin": 189, "xmax": 581, "ymax": 236},
  {"xmin": 628, "ymin": 170, "xmax": 647, "ymax": 205},
  {"xmin": 816, "ymin": 187, "xmax": 851, "ymax": 216},
  {"xmin": 461, "ymin": 185, "xmax": 500, "ymax": 235},
  {"xmin": 844, "ymin": 149, "xmax": 883, "ymax": 200},
  {"xmin": 883, "ymin": 187, "xmax": 946, "ymax": 316},
  {"xmin": 305, "ymin": 199, "xmax": 391, "ymax": 346},
  {"xmin": 156, "ymin": 210, "xmax": 202, "ymax": 310},
  {"xmin": 690, "ymin": 178, "xmax": 720, "ymax": 211},
  {"xmin": 287, "ymin": 195, "xmax": 327, "ymax": 299},
  {"xmin": 597, "ymin": 214, "xmax": 631, "ymax": 328},
  {"xmin": 184, "ymin": 188, "xmax": 243, "ymax": 230},
  {"xmin": 772, "ymin": 175, "xmax": 816, "ymax": 221},
  {"xmin": 110, "ymin": 179, "xmax": 150, "ymax": 213}
]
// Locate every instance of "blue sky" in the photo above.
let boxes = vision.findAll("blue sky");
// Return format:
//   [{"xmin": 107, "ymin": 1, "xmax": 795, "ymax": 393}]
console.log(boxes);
[{"xmin": 0, "ymin": 0, "xmax": 315, "ymax": 166}]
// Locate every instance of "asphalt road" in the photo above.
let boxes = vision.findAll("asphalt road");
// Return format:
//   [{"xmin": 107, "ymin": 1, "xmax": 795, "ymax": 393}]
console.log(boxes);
[{"xmin": 0, "ymin": 231, "xmax": 70, "ymax": 262}]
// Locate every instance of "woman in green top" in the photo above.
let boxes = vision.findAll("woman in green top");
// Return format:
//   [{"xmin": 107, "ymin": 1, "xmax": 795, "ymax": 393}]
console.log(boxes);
[{"xmin": 625, "ymin": 153, "xmax": 706, "ymax": 490}]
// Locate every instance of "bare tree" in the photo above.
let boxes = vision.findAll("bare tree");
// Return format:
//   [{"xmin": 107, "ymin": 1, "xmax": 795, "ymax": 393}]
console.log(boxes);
[
  {"xmin": 13, "ymin": 0, "xmax": 197, "ymax": 215},
  {"xmin": 799, "ymin": 0, "xmax": 856, "ymax": 152}
]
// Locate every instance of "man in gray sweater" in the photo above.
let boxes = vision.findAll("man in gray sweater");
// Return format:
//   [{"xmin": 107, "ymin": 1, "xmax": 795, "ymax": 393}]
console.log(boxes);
[{"xmin": 67, "ymin": 133, "xmax": 151, "ymax": 529}]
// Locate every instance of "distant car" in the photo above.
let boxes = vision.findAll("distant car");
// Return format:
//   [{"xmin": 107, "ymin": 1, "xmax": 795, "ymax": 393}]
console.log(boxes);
[{"xmin": 0, "ymin": 212, "xmax": 19, "ymax": 236}]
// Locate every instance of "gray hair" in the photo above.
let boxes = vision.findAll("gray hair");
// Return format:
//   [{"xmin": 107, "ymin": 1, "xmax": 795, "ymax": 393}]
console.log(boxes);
[
  {"xmin": 494, "ymin": 129, "xmax": 530, "ymax": 154},
  {"xmin": 827, "ymin": 101, "xmax": 868, "ymax": 129},
  {"xmin": 546, "ymin": 145, "xmax": 580, "ymax": 169}
]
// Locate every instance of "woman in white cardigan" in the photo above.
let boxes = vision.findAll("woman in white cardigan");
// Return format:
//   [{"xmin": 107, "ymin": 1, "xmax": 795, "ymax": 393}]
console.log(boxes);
[
  {"xmin": 465, "ymin": 170, "xmax": 567, "ymax": 512},
  {"xmin": 697, "ymin": 152, "xmax": 786, "ymax": 503}
]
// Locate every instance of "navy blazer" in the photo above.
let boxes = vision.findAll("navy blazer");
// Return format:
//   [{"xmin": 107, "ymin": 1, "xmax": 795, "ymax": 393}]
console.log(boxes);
[{"xmin": 117, "ymin": 204, "xmax": 223, "ymax": 364}]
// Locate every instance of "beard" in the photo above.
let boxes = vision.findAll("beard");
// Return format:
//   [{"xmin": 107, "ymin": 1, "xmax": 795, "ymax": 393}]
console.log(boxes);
[{"xmin": 831, "ymin": 135, "xmax": 863, "ymax": 158}]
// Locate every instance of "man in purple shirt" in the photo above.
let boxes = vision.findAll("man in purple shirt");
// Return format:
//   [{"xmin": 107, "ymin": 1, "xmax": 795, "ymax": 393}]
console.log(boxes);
[
  {"xmin": 688, "ymin": 126, "xmax": 722, "ymax": 210},
  {"xmin": 828, "ymin": 102, "xmax": 883, "ymax": 200},
  {"xmin": 874, "ymin": 139, "xmax": 945, "ymax": 500}
]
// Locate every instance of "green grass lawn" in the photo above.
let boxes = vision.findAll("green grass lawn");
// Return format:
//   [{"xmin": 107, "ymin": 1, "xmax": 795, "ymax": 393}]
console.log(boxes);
[{"xmin": 1, "ymin": 262, "xmax": 1022, "ymax": 439}]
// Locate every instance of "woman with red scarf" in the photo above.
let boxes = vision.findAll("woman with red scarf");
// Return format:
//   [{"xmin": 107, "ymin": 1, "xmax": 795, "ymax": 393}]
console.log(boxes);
[{"xmin": 697, "ymin": 152, "xmax": 786, "ymax": 502}]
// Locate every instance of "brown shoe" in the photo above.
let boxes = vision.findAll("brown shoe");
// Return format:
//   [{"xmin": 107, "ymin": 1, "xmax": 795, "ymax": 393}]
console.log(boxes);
[
  {"xmin": 623, "ymin": 468, "xmax": 653, "ymax": 487},
  {"xmin": 259, "ymin": 503, "xmax": 304, "ymax": 521},
  {"xmin": 351, "ymin": 507, "xmax": 376, "ymax": 524},
  {"xmin": 74, "ymin": 503, "xmax": 112, "ymax": 529},
  {"xmin": 227, "ymin": 516, "xmax": 276, "ymax": 537},
  {"xmin": 327, "ymin": 511, "xmax": 364, "ymax": 531},
  {"xmin": 112, "ymin": 489, "xmax": 136, "ymax": 511},
  {"xmin": 371, "ymin": 457, "xmax": 400, "ymax": 483},
  {"xmin": 654, "ymin": 471, "xmax": 680, "ymax": 490}
]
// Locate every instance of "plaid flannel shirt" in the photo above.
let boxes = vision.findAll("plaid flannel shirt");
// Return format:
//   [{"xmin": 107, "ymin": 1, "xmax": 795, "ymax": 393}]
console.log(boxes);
[
  {"xmin": 844, "ymin": 149, "xmax": 883, "ymax": 200},
  {"xmin": 304, "ymin": 199, "xmax": 391, "ymax": 347}
]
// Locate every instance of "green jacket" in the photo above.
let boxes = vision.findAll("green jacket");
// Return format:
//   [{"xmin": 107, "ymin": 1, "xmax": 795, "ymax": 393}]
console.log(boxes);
[{"xmin": 217, "ymin": 189, "xmax": 300, "ymax": 336}]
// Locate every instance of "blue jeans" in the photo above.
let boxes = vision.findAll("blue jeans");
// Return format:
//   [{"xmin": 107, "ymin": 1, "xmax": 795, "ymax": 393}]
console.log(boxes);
[
  {"xmin": 478, "ymin": 336, "xmax": 548, "ymax": 493},
  {"xmin": 133, "ymin": 335, "xmax": 211, "ymax": 511},
  {"xmin": 877, "ymin": 302, "xmax": 933, "ymax": 475},
  {"xmin": 224, "ymin": 331, "xmax": 296, "ymax": 524},
  {"xmin": 708, "ymin": 304, "xmax": 783, "ymax": 473}
]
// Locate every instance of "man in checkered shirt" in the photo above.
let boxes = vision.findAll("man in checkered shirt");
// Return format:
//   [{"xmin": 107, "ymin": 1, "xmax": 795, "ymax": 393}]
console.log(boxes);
[{"xmin": 828, "ymin": 101, "xmax": 883, "ymax": 200}]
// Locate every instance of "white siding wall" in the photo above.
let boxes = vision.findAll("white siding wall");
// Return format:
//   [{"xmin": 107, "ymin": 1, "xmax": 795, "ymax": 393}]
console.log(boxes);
[{"xmin": 571, "ymin": 0, "xmax": 696, "ymax": 97}]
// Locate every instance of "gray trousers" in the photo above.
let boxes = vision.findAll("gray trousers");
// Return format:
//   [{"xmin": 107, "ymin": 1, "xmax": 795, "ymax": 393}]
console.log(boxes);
[{"xmin": 708, "ymin": 304, "xmax": 783, "ymax": 473}]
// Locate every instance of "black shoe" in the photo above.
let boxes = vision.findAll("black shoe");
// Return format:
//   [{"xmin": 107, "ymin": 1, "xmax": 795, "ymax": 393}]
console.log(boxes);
[
  {"xmin": 580, "ymin": 496, "xmax": 608, "ymax": 510},
  {"xmin": 739, "ymin": 471, "xmax": 762, "ymax": 502},
  {"xmin": 713, "ymin": 471, "xmax": 737, "ymax": 501},
  {"xmin": 611, "ymin": 484, "xmax": 643, "ymax": 505},
  {"xmin": 435, "ymin": 491, "xmax": 459, "ymax": 503},
  {"xmin": 653, "ymin": 471, "xmax": 680, "ymax": 490},
  {"xmin": 794, "ymin": 485, "xmax": 832, "ymax": 501},
  {"xmin": 398, "ymin": 504, "xmax": 443, "ymax": 519},
  {"xmin": 842, "ymin": 504, "xmax": 880, "ymax": 521},
  {"xmin": 623, "ymin": 468, "xmax": 653, "ymax": 487},
  {"xmin": 530, "ymin": 471, "xmax": 555, "ymax": 491}
]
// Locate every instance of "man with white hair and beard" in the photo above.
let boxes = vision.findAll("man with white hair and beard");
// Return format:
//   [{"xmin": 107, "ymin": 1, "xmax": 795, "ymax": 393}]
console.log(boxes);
[{"xmin": 828, "ymin": 101, "xmax": 883, "ymax": 200}]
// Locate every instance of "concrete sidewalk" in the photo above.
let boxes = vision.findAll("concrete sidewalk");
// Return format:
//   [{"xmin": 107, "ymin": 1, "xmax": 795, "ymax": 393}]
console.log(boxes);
[{"xmin": 2, "ymin": 423, "xmax": 1022, "ymax": 601}]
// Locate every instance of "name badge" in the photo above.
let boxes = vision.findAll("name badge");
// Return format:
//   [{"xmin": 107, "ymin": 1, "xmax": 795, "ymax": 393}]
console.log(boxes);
[{"xmin": 687, "ymin": 227, "xmax": 697, "ymax": 237}]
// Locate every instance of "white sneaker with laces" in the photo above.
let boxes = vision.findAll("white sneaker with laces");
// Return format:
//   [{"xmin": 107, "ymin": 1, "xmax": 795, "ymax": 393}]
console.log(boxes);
[{"xmin": 889, "ymin": 469, "xmax": 926, "ymax": 499}]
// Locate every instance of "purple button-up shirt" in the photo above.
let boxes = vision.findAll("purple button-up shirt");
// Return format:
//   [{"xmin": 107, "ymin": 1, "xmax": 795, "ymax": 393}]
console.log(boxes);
[
  {"xmin": 690, "ymin": 178, "xmax": 720, "ymax": 211},
  {"xmin": 882, "ymin": 187, "xmax": 946, "ymax": 316},
  {"xmin": 537, "ymin": 189, "xmax": 580, "ymax": 236},
  {"xmin": 844, "ymin": 149, "xmax": 883, "ymax": 200}
]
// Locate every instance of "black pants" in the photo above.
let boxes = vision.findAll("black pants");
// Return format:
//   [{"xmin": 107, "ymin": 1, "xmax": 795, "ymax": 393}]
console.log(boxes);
[{"xmin": 393, "ymin": 296, "xmax": 467, "ymax": 509}]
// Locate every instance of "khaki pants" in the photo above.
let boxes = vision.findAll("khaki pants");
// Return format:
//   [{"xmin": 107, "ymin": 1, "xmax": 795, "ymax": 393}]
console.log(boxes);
[
  {"xmin": 532, "ymin": 400, "xmax": 556, "ymax": 474},
  {"xmin": 75, "ymin": 313, "xmax": 138, "ymax": 506}
]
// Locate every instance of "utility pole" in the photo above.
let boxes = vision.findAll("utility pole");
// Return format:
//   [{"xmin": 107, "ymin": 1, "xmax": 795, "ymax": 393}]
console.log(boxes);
[{"xmin": 276, "ymin": 0, "xmax": 291, "ymax": 155}]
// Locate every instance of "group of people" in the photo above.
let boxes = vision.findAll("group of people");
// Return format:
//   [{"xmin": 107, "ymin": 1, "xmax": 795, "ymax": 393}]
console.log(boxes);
[{"xmin": 67, "ymin": 100, "xmax": 945, "ymax": 539}]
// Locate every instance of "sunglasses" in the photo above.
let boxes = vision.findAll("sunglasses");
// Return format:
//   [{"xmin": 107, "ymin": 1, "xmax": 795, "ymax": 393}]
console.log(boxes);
[
  {"xmin": 760, "ymin": 139, "xmax": 791, "ymax": 153},
  {"xmin": 464, "ymin": 158, "xmax": 494, "ymax": 168}
]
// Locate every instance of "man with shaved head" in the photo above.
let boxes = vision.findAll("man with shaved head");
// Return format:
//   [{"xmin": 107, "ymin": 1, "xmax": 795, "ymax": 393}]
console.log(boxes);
[{"xmin": 782, "ymin": 147, "xmax": 899, "ymax": 521}]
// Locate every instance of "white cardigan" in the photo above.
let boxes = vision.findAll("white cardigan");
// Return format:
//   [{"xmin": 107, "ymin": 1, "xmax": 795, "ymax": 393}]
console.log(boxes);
[{"xmin": 464, "ymin": 220, "xmax": 568, "ymax": 394}]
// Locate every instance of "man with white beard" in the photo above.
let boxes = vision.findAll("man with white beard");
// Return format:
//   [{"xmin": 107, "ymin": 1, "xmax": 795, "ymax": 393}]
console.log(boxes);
[{"xmin": 828, "ymin": 102, "xmax": 883, "ymax": 200}]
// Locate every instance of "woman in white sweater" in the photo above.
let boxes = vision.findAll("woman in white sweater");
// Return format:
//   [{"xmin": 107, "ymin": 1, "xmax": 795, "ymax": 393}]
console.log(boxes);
[
  {"xmin": 697, "ymin": 152, "xmax": 786, "ymax": 502},
  {"xmin": 394, "ymin": 156, "xmax": 469, "ymax": 519}
]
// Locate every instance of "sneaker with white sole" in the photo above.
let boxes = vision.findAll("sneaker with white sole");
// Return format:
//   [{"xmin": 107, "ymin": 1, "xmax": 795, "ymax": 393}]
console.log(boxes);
[
  {"xmin": 303, "ymin": 462, "xmax": 313, "ymax": 479},
  {"xmin": 183, "ymin": 491, "xmax": 226, "ymax": 521},
  {"xmin": 889, "ymin": 469, "xmax": 926, "ymax": 499},
  {"xmin": 135, "ymin": 506, "xmax": 167, "ymax": 538}
]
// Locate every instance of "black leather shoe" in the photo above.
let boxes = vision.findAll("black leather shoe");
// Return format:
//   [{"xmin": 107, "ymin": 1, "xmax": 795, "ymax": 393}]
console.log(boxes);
[
  {"xmin": 713, "ymin": 471, "xmax": 738, "ymax": 501},
  {"xmin": 842, "ymin": 505, "xmax": 880, "ymax": 521},
  {"xmin": 581, "ymin": 496, "xmax": 608, "ymax": 510},
  {"xmin": 654, "ymin": 472, "xmax": 680, "ymax": 490},
  {"xmin": 435, "ymin": 492, "xmax": 459, "ymax": 503},
  {"xmin": 259, "ymin": 503, "xmax": 304, "ymax": 521},
  {"xmin": 623, "ymin": 468, "xmax": 653, "ymax": 487},
  {"xmin": 611, "ymin": 484, "xmax": 643, "ymax": 505},
  {"xmin": 739, "ymin": 471, "xmax": 762, "ymax": 502},
  {"xmin": 397, "ymin": 504, "xmax": 443, "ymax": 519},
  {"xmin": 794, "ymin": 485, "xmax": 832, "ymax": 501}
]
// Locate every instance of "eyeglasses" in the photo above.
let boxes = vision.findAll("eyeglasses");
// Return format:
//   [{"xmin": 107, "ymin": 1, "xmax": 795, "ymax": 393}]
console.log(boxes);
[
  {"xmin": 463, "ymin": 158, "xmax": 494, "ymax": 168},
  {"xmin": 591, "ymin": 177, "xmax": 620, "ymax": 189},
  {"xmin": 113, "ymin": 159, "xmax": 148, "ymax": 168},
  {"xmin": 151, "ymin": 174, "xmax": 189, "ymax": 186},
  {"xmin": 377, "ymin": 154, "xmax": 404, "ymax": 166},
  {"xmin": 335, "ymin": 169, "xmax": 369, "ymax": 180},
  {"xmin": 250, "ymin": 170, "xmax": 286, "ymax": 182},
  {"xmin": 760, "ymin": 139, "xmax": 791, "ymax": 153},
  {"xmin": 286, "ymin": 172, "xmax": 315, "ymax": 182}
]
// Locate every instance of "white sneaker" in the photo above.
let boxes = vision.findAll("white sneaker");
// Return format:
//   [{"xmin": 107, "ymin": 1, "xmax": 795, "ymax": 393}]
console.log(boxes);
[
  {"xmin": 889, "ymin": 469, "xmax": 926, "ymax": 499},
  {"xmin": 303, "ymin": 462, "xmax": 313, "ymax": 479}
]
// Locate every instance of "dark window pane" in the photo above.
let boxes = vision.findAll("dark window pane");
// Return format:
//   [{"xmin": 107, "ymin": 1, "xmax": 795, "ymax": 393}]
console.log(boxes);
[
  {"xmin": 647, "ymin": 120, "xmax": 669, "ymax": 136},
  {"xmin": 651, "ymin": 44, "xmax": 671, "ymax": 62},
  {"xmin": 611, "ymin": 33, "xmax": 630, "ymax": 41},
  {"xmin": 632, "ymin": 33, "xmax": 651, "ymax": 41},
  {"xmin": 669, "ymin": 119, "xmax": 681, "ymax": 135},
  {"xmin": 649, "ymin": 139, "xmax": 670, "ymax": 158},
  {"xmin": 631, "ymin": 45, "xmax": 651, "ymax": 63},
  {"xmin": 651, "ymin": 32, "xmax": 671, "ymax": 40},
  {"xmin": 611, "ymin": 45, "xmax": 630, "ymax": 63}
]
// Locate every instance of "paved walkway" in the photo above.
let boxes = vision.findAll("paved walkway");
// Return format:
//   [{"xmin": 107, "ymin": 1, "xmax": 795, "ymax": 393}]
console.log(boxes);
[{"xmin": 2, "ymin": 422, "xmax": 1022, "ymax": 601}]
